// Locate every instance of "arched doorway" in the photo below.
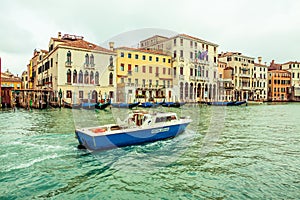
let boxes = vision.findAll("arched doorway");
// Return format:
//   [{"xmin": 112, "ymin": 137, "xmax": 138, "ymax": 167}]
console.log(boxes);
[{"xmin": 92, "ymin": 90, "xmax": 98, "ymax": 102}]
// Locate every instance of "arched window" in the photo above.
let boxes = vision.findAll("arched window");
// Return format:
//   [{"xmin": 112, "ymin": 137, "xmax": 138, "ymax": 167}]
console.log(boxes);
[
  {"xmin": 78, "ymin": 70, "xmax": 83, "ymax": 83},
  {"xmin": 190, "ymin": 83, "xmax": 193, "ymax": 99},
  {"xmin": 95, "ymin": 71, "xmax": 99, "ymax": 85},
  {"xmin": 90, "ymin": 54, "xmax": 94, "ymax": 66},
  {"xmin": 67, "ymin": 51, "xmax": 71, "ymax": 64},
  {"xmin": 84, "ymin": 71, "xmax": 89, "ymax": 84},
  {"xmin": 109, "ymin": 72, "xmax": 113, "ymax": 85},
  {"xmin": 185, "ymin": 82, "xmax": 189, "ymax": 99},
  {"xmin": 73, "ymin": 70, "xmax": 77, "ymax": 83},
  {"xmin": 67, "ymin": 69, "xmax": 71, "ymax": 83},
  {"xmin": 90, "ymin": 71, "xmax": 94, "ymax": 84},
  {"xmin": 180, "ymin": 82, "xmax": 184, "ymax": 100},
  {"xmin": 85, "ymin": 54, "xmax": 89, "ymax": 66}
]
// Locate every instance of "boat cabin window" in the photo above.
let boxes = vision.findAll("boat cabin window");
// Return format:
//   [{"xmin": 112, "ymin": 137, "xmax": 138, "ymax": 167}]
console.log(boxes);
[
  {"xmin": 155, "ymin": 115, "xmax": 177, "ymax": 123},
  {"xmin": 111, "ymin": 125, "xmax": 121, "ymax": 131}
]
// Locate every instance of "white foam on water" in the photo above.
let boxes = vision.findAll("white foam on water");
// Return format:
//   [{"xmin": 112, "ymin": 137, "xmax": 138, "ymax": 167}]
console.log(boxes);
[{"xmin": 4, "ymin": 153, "xmax": 58, "ymax": 172}]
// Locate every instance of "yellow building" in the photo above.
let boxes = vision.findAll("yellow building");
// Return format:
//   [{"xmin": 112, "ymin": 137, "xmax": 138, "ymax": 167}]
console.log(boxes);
[
  {"xmin": 1, "ymin": 70, "xmax": 22, "ymax": 89},
  {"xmin": 115, "ymin": 47, "xmax": 173, "ymax": 102}
]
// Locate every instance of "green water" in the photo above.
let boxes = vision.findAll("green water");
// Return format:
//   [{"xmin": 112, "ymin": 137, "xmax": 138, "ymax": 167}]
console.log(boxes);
[{"xmin": 0, "ymin": 104, "xmax": 299, "ymax": 199}]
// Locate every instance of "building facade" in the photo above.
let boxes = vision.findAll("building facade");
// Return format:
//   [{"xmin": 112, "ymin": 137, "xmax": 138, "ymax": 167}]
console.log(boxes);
[
  {"xmin": 218, "ymin": 52, "xmax": 255, "ymax": 101},
  {"xmin": 253, "ymin": 57, "xmax": 268, "ymax": 101},
  {"xmin": 34, "ymin": 32, "xmax": 116, "ymax": 104},
  {"xmin": 267, "ymin": 69, "xmax": 291, "ymax": 101},
  {"xmin": 281, "ymin": 61, "xmax": 300, "ymax": 101},
  {"xmin": 140, "ymin": 34, "xmax": 219, "ymax": 102},
  {"xmin": 21, "ymin": 71, "xmax": 28, "ymax": 89},
  {"xmin": 115, "ymin": 47, "xmax": 173, "ymax": 102},
  {"xmin": 1, "ymin": 70, "xmax": 22, "ymax": 107}
]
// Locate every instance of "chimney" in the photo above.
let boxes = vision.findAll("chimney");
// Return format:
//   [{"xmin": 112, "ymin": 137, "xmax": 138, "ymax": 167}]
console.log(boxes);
[
  {"xmin": 109, "ymin": 42, "xmax": 114, "ymax": 51},
  {"xmin": 58, "ymin": 32, "xmax": 62, "ymax": 39},
  {"xmin": 258, "ymin": 56, "xmax": 262, "ymax": 64}
]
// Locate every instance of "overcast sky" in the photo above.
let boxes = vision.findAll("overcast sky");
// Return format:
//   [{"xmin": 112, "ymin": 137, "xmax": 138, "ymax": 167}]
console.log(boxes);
[{"xmin": 1, "ymin": 0, "xmax": 300, "ymax": 75}]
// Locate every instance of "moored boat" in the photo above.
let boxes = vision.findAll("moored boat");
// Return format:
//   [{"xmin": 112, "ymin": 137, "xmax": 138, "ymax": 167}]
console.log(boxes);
[
  {"xmin": 234, "ymin": 101, "xmax": 247, "ymax": 106},
  {"xmin": 75, "ymin": 110, "xmax": 192, "ymax": 151},
  {"xmin": 95, "ymin": 101, "xmax": 111, "ymax": 110},
  {"xmin": 207, "ymin": 101, "xmax": 235, "ymax": 106},
  {"xmin": 81, "ymin": 102, "xmax": 97, "ymax": 110},
  {"xmin": 111, "ymin": 102, "xmax": 140, "ymax": 109},
  {"xmin": 162, "ymin": 102, "xmax": 184, "ymax": 108}
]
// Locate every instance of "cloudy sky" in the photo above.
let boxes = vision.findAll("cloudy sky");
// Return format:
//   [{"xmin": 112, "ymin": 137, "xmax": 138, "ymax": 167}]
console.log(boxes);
[{"xmin": 0, "ymin": 0, "xmax": 299, "ymax": 75}]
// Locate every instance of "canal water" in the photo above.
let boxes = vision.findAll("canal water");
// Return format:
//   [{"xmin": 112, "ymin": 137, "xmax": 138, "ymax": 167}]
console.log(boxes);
[{"xmin": 0, "ymin": 104, "xmax": 299, "ymax": 199}]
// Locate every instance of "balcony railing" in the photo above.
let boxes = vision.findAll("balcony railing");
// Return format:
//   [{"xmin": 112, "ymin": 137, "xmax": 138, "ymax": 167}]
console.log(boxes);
[
  {"xmin": 239, "ymin": 73, "xmax": 251, "ymax": 78},
  {"xmin": 179, "ymin": 75, "xmax": 185, "ymax": 80},
  {"xmin": 189, "ymin": 76, "xmax": 195, "ymax": 81},
  {"xmin": 127, "ymin": 70, "xmax": 132, "ymax": 75},
  {"xmin": 65, "ymin": 61, "xmax": 72, "ymax": 67}
]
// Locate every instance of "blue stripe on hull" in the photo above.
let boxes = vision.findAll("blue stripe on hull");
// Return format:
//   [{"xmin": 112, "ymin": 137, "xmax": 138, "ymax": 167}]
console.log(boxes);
[{"xmin": 76, "ymin": 123, "xmax": 189, "ymax": 151}]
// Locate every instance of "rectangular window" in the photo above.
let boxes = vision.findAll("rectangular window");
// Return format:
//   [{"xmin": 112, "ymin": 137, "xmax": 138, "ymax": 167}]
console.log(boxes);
[
  {"xmin": 180, "ymin": 67, "xmax": 183, "ymax": 75},
  {"xmin": 135, "ymin": 79, "xmax": 138, "ymax": 86},
  {"xmin": 79, "ymin": 91, "xmax": 84, "ymax": 98},
  {"xmin": 156, "ymin": 80, "xmax": 159, "ymax": 87},
  {"xmin": 168, "ymin": 59, "xmax": 171, "ymax": 63},
  {"xmin": 180, "ymin": 38, "xmax": 183, "ymax": 46},
  {"xmin": 128, "ymin": 64, "xmax": 132, "ymax": 71},
  {"xmin": 195, "ymin": 42, "xmax": 197, "ymax": 48},
  {"xmin": 173, "ymin": 50, "xmax": 176, "ymax": 58},
  {"xmin": 163, "ymin": 58, "xmax": 166, "ymax": 63},
  {"xmin": 149, "ymin": 66, "xmax": 152, "ymax": 73},
  {"xmin": 190, "ymin": 52, "xmax": 193, "ymax": 59},
  {"xmin": 163, "ymin": 68, "xmax": 166, "ymax": 74},
  {"xmin": 180, "ymin": 50, "xmax": 183, "ymax": 57},
  {"xmin": 120, "ymin": 63, "xmax": 124, "ymax": 71},
  {"xmin": 120, "ymin": 52, "xmax": 124, "ymax": 57},
  {"xmin": 128, "ymin": 53, "xmax": 132, "ymax": 58},
  {"xmin": 142, "ymin": 55, "xmax": 146, "ymax": 60},
  {"xmin": 190, "ymin": 68, "xmax": 193, "ymax": 76},
  {"xmin": 135, "ymin": 65, "xmax": 138, "ymax": 72},
  {"xmin": 142, "ymin": 79, "xmax": 146, "ymax": 87},
  {"xmin": 206, "ymin": 70, "xmax": 208, "ymax": 77},
  {"xmin": 214, "ymin": 71, "xmax": 216, "ymax": 79},
  {"xmin": 174, "ymin": 67, "xmax": 176, "ymax": 76},
  {"xmin": 168, "ymin": 68, "xmax": 171, "ymax": 75},
  {"xmin": 149, "ymin": 56, "xmax": 152, "ymax": 61},
  {"xmin": 135, "ymin": 54, "xmax": 138, "ymax": 59},
  {"xmin": 142, "ymin": 66, "xmax": 146, "ymax": 73},
  {"xmin": 149, "ymin": 79, "xmax": 152, "ymax": 87},
  {"xmin": 128, "ymin": 78, "xmax": 131, "ymax": 83},
  {"xmin": 174, "ymin": 39, "xmax": 176, "ymax": 46},
  {"xmin": 156, "ymin": 57, "xmax": 159, "ymax": 62},
  {"xmin": 156, "ymin": 67, "xmax": 159, "ymax": 76},
  {"xmin": 190, "ymin": 41, "xmax": 193, "ymax": 48}
]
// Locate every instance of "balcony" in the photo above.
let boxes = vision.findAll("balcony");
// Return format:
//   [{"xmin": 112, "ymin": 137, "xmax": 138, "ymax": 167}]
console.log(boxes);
[
  {"xmin": 65, "ymin": 61, "xmax": 72, "ymax": 67},
  {"xmin": 127, "ymin": 70, "xmax": 132, "ymax": 76},
  {"xmin": 239, "ymin": 73, "xmax": 251, "ymax": 78},
  {"xmin": 108, "ymin": 65, "xmax": 114, "ymax": 71},
  {"xmin": 189, "ymin": 76, "xmax": 195, "ymax": 81},
  {"xmin": 155, "ymin": 73, "xmax": 159, "ymax": 77},
  {"xmin": 241, "ymin": 86, "xmax": 251, "ymax": 90},
  {"xmin": 179, "ymin": 57, "xmax": 184, "ymax": 62},
  {"xmin": 179, "ymin": 75, "xmax": 185, "ymax": 80}
]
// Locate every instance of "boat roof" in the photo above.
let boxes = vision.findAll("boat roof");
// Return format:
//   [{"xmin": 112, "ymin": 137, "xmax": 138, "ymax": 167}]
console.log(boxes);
[{"xmin": 132, "ymin": 110, "xmax": 177, "ymax": 116}]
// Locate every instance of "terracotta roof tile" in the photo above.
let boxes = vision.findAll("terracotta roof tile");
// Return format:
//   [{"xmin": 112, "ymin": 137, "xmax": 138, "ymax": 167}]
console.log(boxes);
[{"xmin": 52, "ymin": 37, "xmax": 114, "ymax": 53}]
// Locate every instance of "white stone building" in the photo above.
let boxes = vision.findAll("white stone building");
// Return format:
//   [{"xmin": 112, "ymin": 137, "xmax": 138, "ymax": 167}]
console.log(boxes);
[
  {"xmin": 36, "ymin": 32, "xmax": 116, "ymax": 104},
  {"xmin": 140, "ymin": 34, "xmax": 219, "ymax": 102},
  {"xmin": 253, "ymin": 57, "xmax": 268, "ymax": 101}
]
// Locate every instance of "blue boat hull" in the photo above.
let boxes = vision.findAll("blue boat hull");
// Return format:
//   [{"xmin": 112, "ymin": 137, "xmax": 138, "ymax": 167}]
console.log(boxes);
[
  {"xmin": 75, "ymin": 123, "xmax": 190, "ymax": 151},
  {"xmin": 111, "ymin": 102, "xmax": 140, "ymax": 109}
]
